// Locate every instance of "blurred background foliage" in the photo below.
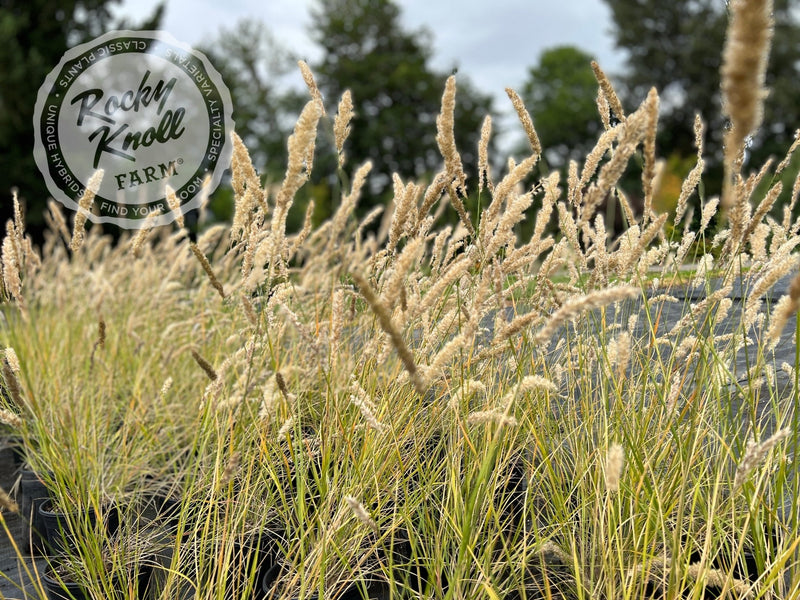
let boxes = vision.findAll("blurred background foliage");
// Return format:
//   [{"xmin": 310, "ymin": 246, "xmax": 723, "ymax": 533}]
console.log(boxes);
[
  {"xmin": 4, "ymin": 0, "xmax": 800, "ymax": 243},
  {"xmin": 0, "ymin": 0, "xmax": 164, "ymax": 232}
]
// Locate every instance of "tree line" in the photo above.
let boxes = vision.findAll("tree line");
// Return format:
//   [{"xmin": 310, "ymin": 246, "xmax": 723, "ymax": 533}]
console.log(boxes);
[{"xmin": 3, "ymin": 0, "xmax": 800, "ymax": 240}]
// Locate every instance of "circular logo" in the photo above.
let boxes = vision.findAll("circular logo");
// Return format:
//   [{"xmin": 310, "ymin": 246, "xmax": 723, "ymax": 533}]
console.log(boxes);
[{"xmin": 33, "ymin": 30, "xmax": 234, "ymax": 229}]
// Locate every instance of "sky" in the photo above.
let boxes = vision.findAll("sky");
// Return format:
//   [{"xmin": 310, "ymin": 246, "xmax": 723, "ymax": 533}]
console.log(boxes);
[{"xmin": 113, "ymin": 0, "xmax": 629, "ymax": 147}]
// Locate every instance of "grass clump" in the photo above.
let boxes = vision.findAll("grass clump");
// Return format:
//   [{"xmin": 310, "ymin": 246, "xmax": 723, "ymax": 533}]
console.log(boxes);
[{"xmin": 1, "ymin": 3, "xmax": 800, "ymax": 599}]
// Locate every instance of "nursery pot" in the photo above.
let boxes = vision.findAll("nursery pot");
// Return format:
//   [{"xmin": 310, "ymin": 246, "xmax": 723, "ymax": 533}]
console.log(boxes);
[
  {"xmin": 41, "ymin": 562, "xmax": 148, "ymax": 600},
  {"xmin": 2, "ymin": 435, "xmax": 26, "ymax": 471},
  {"xmin": 104, "ymin": 502, "xmax": 121, "ymax": 538},
  {"xmin": 39, "ymin": 499, "xmax": 97, "ymax": 556},
  {"xmin": 336, "ymin": 578, "xmax": 391, "ymax": 600},
  {"xmin": 109, "ymin": 563, "xmax": 154, "ymax": 600},
  {"xmin": 376, "ymin": 528, "xmax": 435, "ymax": 596},
  {"xmin": 139, "ymin": 492, "xmax": 184, "ymax": 536},
  {"xmin": 220, "ymin": 529, "xmax": 284, "ymax": 600},
  {"xmin": 19, "ymin": 469, "xmax": 50, "ymax": 554},
  {"xmin": 42, "ymin": 565, "xmax": 91, "ymax": 600}
]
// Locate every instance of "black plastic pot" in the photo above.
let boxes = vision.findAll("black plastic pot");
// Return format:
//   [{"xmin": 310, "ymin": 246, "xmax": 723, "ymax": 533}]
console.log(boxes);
[
  {"xmin": 43, "ymin": 560, "xmax": 154, "ymax": 600},
  {"xmin": 143, "ymin": 493, "xmax": 182, "ymax": 528},
  {"xmin": 135, "ymin": 489, "xmax": 183, "ymax": 537},
  {"xmin": 39, "ymin": 499, "xmax": 97, "ymax": 556},
  {"xmin": 2, "ymin": 435, "xmax": 26, "ymax": 470},
  {"xmin": 224, "ymin": 529, "xmax": 284, "ymax": 600},
  {"xmin": 337, "ymin": 578, "xmax": 391, "ymax": 600},
  {"xmin": 19, "ymin": 469, "xmax": 50, "ymax": 554},
  {"xmin": 41, "ymin": 565, "xmax": 90, "ymax": 600},
  {"xmin": 497, "ymin": 453, "xmax": 529, "ymax": 531},
  {"xmin": 103, "ymin": 503, "xmax": 121, "ymax": 538},
  {"xmin": 109, "ymin": 563, "xmax": 154, "ymax": 600},
  {"xmin": 376, "ymin": 528, "xmax": 438, "ymax": 596}
]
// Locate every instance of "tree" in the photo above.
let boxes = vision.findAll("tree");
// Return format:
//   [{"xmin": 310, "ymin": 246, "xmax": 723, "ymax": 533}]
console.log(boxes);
[
  {"xmin": 519, "ymin": 46, "xmax": 602, "ymax": 169},
  {"xmin": 309, "ymin": 0, "xmax": 493, "ymax": 200},
  {"xmin": 603, "ymin": 0, "xmax": 800, "ymax": 188},
  {"xmin": 201, "ymin": 21, "xmax": 306, "ymax": 181},
  {"xmin": 200, "ymin": 22, "xmax": 315, "ymax": 227},
  {"xmin": 0, "ymin": 0, "xmax": 163, "ymax": 235}
]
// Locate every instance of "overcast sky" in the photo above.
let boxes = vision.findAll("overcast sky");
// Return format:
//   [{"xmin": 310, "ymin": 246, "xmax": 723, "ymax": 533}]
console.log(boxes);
[{"xmin": 113, "ymin": 0, "xmax": 628, "ymax": 147}]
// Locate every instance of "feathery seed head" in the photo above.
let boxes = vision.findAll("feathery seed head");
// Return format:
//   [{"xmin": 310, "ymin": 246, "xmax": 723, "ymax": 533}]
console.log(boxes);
[
  {"xmin": 605, "ymin": 443, "xmax": 624, "ymax": 492},
  {"xmin": 505, "ymin": 87, "xmax": 541, "ymax": 157},
  {"xmin": 70, "ymin": 169, "xmax": 103, "ymax": 252}
]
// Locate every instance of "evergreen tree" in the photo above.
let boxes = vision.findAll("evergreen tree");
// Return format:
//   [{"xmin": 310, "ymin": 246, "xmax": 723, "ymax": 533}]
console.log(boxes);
[
  {"xmin": 603, "ymin": 0, "xmax": 800, "ymax": 186},
  {"xmin": 202, "ymin": 21, "xmax": 306, "ymax": 180},
  {"xmin": 519, "ymin": 46, "xmax": 601, "ymax": 169},
  {"xmin": 309, "ymin": 0, "xmax": 493, "ymax": 199}
]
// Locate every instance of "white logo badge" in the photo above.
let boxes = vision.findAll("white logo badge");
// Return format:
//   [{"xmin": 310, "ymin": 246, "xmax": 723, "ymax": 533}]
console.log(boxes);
[{"xmin": 34, "ymin": 30, "xmax": 234, "ymax": 229}]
